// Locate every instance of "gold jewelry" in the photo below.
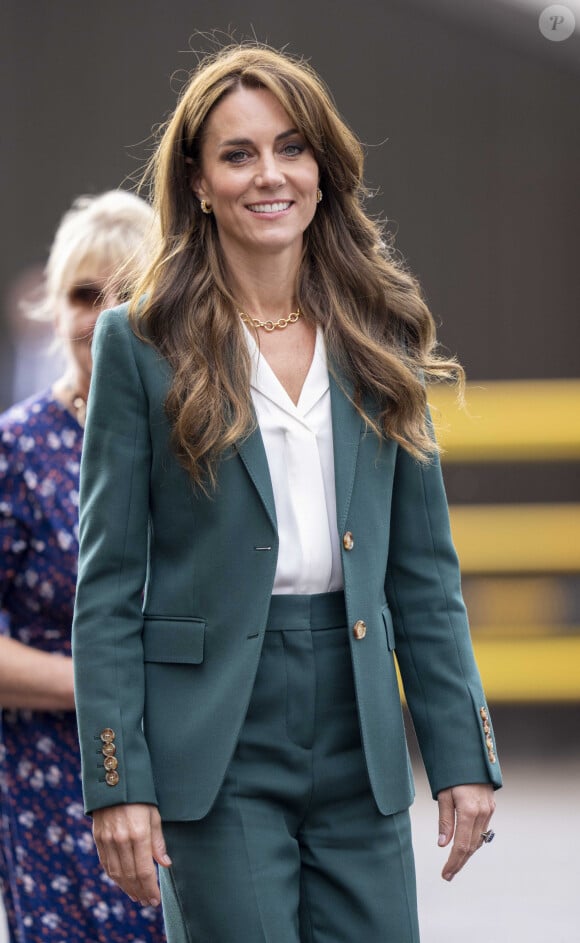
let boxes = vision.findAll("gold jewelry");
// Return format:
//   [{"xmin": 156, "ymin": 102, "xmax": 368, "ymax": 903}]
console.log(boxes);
[
  {"xmin": 200, "ymin": 199, "xmax": 212, "ymax": 214},
  {"xmin": 239, "ymin": 308, "xmax": 302, "ymax": 332},
  {"xmin": 316, "ymin": 187, "xmax": 323, "ymax": 204}
]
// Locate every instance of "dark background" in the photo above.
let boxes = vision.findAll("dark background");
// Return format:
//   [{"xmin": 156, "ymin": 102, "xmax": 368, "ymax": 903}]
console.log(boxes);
[{"xmin": 2, "ymin": 0, "xmax": 579, "ymax": 404}]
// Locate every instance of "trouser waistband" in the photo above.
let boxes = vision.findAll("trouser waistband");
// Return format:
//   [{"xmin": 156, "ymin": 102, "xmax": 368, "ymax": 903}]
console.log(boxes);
[{"xmin": 266, "ymin": 591, "xmax": 347, "ymax": 631}]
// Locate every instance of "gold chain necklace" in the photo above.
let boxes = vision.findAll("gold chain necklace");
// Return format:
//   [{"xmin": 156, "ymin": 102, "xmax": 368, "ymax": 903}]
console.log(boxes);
[{"xmin": 239, "ymin": 308, "xmax": 302, "ymax": 332}]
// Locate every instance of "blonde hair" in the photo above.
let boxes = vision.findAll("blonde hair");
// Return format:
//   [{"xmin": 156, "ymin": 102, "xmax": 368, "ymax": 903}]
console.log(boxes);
[
  {"xmin": 32, "ymin": 189, "xmax": 155, "ymax": 320},
  {"xmin": 132, "ymin": 43, "xmax": 463, "ymax": 490}
]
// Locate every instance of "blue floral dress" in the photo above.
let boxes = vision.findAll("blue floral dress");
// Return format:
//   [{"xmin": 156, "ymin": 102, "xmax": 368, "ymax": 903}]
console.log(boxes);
[{"xmin": 0, "ymin": 390, "xmax": 166, "ymax": 943}]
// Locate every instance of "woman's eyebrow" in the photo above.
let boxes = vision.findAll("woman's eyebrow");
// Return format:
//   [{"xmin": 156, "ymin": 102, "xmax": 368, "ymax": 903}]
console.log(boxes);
[{"xmin": 219, "ymin": 128, "xmax": 301, "ymax": 147}]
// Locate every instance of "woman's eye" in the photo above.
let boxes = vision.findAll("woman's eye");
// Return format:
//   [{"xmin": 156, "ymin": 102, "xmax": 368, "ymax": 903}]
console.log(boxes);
[
  {"xmin": 282, "ymin": 143, "xmax": 304, "ymax": 157},
  {"xmin": 225, "ymin": 150, "xmax": 249, "ymax": 163}
]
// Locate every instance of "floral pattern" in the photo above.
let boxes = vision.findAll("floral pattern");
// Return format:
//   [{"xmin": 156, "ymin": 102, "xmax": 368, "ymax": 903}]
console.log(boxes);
[{"xmin": 0, "ymin": 390, "xmax": 166, "ymax": 942}]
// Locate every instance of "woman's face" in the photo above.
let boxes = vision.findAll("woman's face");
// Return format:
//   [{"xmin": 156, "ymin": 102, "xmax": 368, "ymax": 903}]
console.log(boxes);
[
  {"xmin": 194, "ymin": 85, "xmax": 320, "ymax": 264},
  {"xmin": 54, "ymin": 263, "xmax": 120, "ymax": 389}
]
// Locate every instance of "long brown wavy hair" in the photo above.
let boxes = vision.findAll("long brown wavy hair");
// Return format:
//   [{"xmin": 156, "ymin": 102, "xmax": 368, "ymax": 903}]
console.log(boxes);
[{"xmin": 131, "ymin": 43, "xmax": 463, "ymax": 489}]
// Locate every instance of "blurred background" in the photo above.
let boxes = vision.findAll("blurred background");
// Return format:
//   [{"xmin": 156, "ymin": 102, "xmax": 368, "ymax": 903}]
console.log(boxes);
[{"xmin": 1, "ymin": 0, "xmax": 579, "ymax": 939}]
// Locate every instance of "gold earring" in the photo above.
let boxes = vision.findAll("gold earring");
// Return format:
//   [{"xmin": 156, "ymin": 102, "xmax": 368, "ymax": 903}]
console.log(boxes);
[
  {"xmin": 200, "ymin": 199, "xmax": 212, "ymax": 214},
  {"xmin": 316, "ymin": 188, "xmax": 323, "ymax": 204}
]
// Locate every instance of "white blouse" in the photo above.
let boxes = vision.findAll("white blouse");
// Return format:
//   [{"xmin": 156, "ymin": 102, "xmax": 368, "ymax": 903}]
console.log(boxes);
[{"xmin": 244, "ymin": 325, "xmax": 343, "ymax": 595}]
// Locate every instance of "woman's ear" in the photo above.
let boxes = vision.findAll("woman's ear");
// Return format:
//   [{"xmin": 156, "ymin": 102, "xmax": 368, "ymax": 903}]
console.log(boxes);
[
  {"xmin": 190, "ymin": 170, "xmax": 206, "ymax": 202},
  {"xmin": 185, "ymin": 160, "xmax": 204, "ymax": 200}
]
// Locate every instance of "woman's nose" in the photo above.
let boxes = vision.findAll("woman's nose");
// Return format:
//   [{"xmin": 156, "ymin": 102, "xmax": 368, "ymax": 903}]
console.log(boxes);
[{"xmin": 254, "ymin": 153, "xmax": 285, "ymax": 188}]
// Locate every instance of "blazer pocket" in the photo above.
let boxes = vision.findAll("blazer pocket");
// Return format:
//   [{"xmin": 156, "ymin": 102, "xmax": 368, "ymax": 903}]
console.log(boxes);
[
  {"xmin": 142, "ymin": 617, "xmax": 206, "ymax": 664},
  {"xmin": 381, "ymin": 604, "xmax": 396, "ymax": 652}
]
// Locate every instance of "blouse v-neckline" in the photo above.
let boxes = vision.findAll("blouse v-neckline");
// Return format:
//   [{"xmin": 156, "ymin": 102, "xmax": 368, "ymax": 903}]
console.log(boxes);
[{"xmin": 243, "ymin": 325, "xmax": 329, "ymax": 421}]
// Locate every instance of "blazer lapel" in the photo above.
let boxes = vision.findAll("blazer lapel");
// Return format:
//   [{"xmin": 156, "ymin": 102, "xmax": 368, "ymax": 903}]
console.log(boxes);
[
  {"xmin": 329, "ymin": 370, "xmax": 363, "ymax": 533},
  {"xmin": 236, "ymin": 367, "xmax": 362, "ymax": 538},
  {"xmin": 236, "ymin": 423, "xmax": 278, "ymax": 532}
]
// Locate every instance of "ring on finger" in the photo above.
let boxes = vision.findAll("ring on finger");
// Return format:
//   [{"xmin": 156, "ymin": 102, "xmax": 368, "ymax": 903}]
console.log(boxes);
[{"xmin": 480, "ymin": 829, "xmax": 495, "ymax": 844}]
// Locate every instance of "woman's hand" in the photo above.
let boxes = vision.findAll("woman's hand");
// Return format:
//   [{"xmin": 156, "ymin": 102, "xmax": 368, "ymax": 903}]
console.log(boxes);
[
  {"xmin": 436, "ymin": 783, "xmax": 496, "ymax": 881},
  {"xmin": 92, "ymin": 802, "xmax": 172, "ymax": 906}
]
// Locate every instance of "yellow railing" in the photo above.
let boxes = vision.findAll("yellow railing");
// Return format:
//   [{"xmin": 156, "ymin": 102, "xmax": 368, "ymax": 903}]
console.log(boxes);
[
  {"xmin": 429, "ymin": 378, "xmax": 580, "ymax": 461},
  {"xmin": 448, "ymin": 504, "xmax": 580, "ymax": 573}
]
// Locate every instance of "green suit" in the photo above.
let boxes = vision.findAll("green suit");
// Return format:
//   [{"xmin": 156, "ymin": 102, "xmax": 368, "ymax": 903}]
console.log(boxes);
[{"xmin": 72, "ymin": 306, "xmax": 501, "ymax": 822}]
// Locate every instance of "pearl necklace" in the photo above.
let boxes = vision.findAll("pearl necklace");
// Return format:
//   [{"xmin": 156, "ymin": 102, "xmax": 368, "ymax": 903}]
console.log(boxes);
[
  {"xmin": 71, "ymin": 394, "xmax": 87, "ymax": 428},
  {"xmin": 60, "ymin": 382, "xmax": 87, "ymax": 428},
  {"xmin": 239, "ymin": 308, "xmax": 302, "ymax": 332}
]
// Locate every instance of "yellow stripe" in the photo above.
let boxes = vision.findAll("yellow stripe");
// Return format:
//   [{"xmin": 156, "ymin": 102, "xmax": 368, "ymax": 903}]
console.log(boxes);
[
  {"xmin": 473, "ymin": 637, "xmax": 580, "ymax": 701},
  {"xmin": 429, "ymin": 379, "xmax": 580, "ymax": 461},
  {"xmin": 449, "ymin": 503, "xmax": 580, "ymax": 573},
  {"xmin": 463, "ymin": 577, "xmax": 567, "ymax": 627}
]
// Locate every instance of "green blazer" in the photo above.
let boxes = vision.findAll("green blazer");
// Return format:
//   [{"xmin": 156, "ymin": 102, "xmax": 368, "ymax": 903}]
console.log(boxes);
[{"xmin": 72, "ymin": 306, "xmax": 501, "ymax": 820}]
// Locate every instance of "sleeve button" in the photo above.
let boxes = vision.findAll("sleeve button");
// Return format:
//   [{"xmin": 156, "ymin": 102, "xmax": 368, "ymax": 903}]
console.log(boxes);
[{"xmin": 105, "ymin": 770, "xmax": 120, "ymax": 786}]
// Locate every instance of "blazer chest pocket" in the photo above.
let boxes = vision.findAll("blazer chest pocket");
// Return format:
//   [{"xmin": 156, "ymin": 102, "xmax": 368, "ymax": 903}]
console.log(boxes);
[
  {"xmin": 142, "ymin": 617, "xmax": 206, "ymax": 664},
  {"xmin": 381, "ymin": 605, "xmax": 396, "ymax": 652}
]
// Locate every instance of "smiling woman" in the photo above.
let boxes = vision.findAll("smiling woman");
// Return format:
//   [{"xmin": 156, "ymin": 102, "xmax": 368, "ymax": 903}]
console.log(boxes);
[
  {"xmin": 192, "ymin": 86, "xmax": 320, "ymax": 263},
  {"xmin": 72, "ymin": 43, "xmax": 501, "ymax": 943}
]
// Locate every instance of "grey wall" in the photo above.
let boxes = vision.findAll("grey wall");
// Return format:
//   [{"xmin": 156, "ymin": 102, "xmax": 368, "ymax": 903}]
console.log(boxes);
[{"xmin": 2, "ymin": 0, "xmax": 579, "ymax": 404}]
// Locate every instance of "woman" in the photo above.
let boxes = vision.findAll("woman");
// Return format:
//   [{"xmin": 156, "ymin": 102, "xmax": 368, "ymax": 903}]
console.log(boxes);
[
  {"xmin": 72, "ymin": 46, "xmax": 501, "ymax": 943},
  {"xmin": 0, "ymin": 191, "xmax": 167, "ymax": 943}
]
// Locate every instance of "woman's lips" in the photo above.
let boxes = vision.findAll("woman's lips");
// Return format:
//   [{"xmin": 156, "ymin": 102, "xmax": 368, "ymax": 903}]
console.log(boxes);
[{"xmin": 246, "ymin": 200, "xmax": 293, "ymax": 214}]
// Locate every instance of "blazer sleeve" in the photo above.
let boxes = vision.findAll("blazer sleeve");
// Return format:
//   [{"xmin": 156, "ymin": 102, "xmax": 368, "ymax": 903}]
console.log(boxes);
[
  {"xmin": 72, "ymin": 306, "xmax": 158, "ymax": 814},
  {"xmin": 385, "ymin": 416, "xmax": 502, "ymax": 799}
]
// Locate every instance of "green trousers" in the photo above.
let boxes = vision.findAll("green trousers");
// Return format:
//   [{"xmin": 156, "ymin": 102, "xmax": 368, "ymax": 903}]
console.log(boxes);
[{"xmin": 160, "ymin": 592, "xmax": 420, "ymax": 942}]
